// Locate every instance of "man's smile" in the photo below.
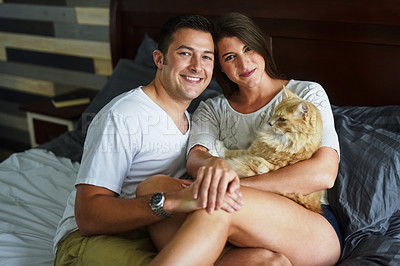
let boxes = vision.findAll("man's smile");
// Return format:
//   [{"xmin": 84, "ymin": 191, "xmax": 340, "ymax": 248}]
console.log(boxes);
[{"xmin": 182, "ymin": 75, "xmax": 202, "ymax": 82}]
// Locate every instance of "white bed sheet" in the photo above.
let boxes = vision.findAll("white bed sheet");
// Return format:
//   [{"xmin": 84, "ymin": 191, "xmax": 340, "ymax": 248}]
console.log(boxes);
[{"xmin": 0, "ymin": 149, "xmax": 78, "ymax": 266}]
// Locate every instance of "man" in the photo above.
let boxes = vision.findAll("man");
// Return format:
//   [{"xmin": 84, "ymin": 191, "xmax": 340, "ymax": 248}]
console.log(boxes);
[{"xmin": 54, "ymin": 14, "xmax": 245, "ymax": 265}]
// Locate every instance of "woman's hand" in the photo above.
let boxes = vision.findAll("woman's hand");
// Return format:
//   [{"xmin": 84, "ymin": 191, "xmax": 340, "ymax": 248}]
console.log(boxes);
[
  {"xmin": 178, "ymin": 179, "xmax": 243, "ymax": 214},
  {"xmin": 193, "ymin": 156, "xmax": 241, "ymax": 213}
]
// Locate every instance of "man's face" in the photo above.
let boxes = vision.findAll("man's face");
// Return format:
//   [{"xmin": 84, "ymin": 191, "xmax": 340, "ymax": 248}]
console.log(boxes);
[{"xmin": 156, "ymin": 28, "xmax": 214, "ymax": 102}]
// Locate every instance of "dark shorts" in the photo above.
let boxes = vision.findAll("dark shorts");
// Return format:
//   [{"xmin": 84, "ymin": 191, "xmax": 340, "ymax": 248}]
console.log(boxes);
[{"xmin": 321, "ymin": 204, "xmax": 343, "ymax": 253}]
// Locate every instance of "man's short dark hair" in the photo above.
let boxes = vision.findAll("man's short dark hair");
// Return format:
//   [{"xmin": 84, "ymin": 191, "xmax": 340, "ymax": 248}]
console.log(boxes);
[{"xmin": 158, "ymin": 15, "xmax": 213, "ymax": 55}]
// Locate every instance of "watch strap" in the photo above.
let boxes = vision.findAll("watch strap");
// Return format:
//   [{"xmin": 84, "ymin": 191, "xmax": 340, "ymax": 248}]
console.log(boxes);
[
  {"xmin": 153, "ymin": 206, "xmax": 171, "ymax": 219},
  {"xmin": 150, "ymin": 192, "xmax": 171, "ymax": 219}
]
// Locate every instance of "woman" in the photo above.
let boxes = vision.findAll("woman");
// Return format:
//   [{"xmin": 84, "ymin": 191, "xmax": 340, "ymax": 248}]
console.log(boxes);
[{"xmin": 149, "ymin": 12, "xmax": 342, "ymax": 265}]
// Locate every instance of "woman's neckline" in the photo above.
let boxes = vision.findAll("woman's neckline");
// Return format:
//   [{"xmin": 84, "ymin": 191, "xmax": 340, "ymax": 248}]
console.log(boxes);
[{"xmin": 225, "ymin": 79, "xmax": 293, "ymax": 115}]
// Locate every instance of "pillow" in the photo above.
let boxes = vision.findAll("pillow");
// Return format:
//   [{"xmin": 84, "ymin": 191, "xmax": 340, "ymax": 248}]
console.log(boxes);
[
  {"xmin": 78, "ymin": 59, "xmax": 156, "ymax": 133},
  {"xmin": 133, "ymin": 34, "xmax": 158, "ymax": 69},
  {"xmin": 329, "ymin": 106, "xmax": 400, "ymax": 259},
  {"xmin": 82, "ymin": 34, "xmax": 160, "ymax": 124}
]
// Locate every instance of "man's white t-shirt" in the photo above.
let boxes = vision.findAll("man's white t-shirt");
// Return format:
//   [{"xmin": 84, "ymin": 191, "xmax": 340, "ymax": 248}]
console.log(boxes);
[{"xmin": 53, "ymin": 87, "xmax": 190, "ymax": 252}]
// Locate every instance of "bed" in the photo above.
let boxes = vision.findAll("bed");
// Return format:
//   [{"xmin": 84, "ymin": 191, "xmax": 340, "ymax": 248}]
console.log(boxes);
[{"xmin": 0, "ymin": 0, "xmax": 399, "ymax": 265}]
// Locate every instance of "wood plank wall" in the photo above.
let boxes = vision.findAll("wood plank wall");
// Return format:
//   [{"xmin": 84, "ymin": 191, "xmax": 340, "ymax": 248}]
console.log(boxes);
[{"xmin": 0, "ymin": 0, "xmax": 111, "ymax": 150}]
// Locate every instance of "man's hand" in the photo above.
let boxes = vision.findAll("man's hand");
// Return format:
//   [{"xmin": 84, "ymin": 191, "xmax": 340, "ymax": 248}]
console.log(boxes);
[{"xmin": 193, "ymin": 157, "xmax": 241, "ymax": 213}]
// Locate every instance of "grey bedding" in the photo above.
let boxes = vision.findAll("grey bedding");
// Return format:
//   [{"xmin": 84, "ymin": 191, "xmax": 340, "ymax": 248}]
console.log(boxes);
[{"xmin": 329, "ymin": 105, "xmax": 400, "ymax": 264}]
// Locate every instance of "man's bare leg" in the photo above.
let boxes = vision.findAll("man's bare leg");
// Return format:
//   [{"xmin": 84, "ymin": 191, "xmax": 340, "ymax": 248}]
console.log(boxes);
[
  {"xmin": 136, "ymin": 175, "xmax": 189, "ymax": 250},
  {"xmin": 217, "ymin": 247, "xmax": 292, "ymax": 266}
]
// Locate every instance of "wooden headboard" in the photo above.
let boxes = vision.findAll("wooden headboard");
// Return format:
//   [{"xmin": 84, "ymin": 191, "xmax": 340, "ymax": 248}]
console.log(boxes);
[{"xmin": 110, "ymin": 0, "xmax": 400, "ymax": 106}]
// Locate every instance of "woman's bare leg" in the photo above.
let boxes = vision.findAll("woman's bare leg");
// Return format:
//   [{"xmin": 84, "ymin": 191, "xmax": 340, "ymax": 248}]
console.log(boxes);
[{"xmin": 150, "ymin": 186, "xmax": 340, "ymax": 266}]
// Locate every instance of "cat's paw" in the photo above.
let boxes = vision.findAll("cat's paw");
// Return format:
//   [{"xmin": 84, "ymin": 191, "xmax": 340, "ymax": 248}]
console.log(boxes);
[{"xmin": 215, "ymin": 140, "xmax": 227, "ymax": 158}]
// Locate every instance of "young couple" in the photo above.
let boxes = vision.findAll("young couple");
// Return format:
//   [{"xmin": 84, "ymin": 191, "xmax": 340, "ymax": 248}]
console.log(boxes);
[{"xmin": 54, "ymin": 12, "xmax": 342, "ymax": 266}]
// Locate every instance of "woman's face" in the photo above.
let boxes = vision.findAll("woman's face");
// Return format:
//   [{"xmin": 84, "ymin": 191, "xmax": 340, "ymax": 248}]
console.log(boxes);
[{"xmin": 217, "ymin": 36, "xmax": 266, "ymax": 90}]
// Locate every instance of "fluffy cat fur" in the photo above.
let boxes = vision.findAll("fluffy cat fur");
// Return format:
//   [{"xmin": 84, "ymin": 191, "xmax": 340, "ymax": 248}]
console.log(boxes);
[{"xmin": 215, "ymin": 86, "xmax": 323, "ymax": 213}]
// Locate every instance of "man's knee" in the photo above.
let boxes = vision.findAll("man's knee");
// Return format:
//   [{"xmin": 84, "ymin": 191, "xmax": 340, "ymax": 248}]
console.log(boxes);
[
  {"xmin": 218, "ymin": 247, "xmax": 292, "ymax": 266},
  {"xmin": 250, "ymin": 250, "xmax": 292, "ymax": 266},
  {"xmin": 265, "ymin": 251, "xmax": 292, "ymax": 266}
]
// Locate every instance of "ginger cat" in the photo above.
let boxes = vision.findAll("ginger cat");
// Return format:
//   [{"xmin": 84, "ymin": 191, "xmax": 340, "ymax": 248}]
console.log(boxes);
[{"xmin": 216, "ymin": 86, "xmax": 323, "ymax": 213}]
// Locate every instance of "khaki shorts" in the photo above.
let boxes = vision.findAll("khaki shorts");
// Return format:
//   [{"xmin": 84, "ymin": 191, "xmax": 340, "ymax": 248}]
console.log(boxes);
[{"xmin": 54, "ymin": 229, "xmax": 157, "ymax": 266}]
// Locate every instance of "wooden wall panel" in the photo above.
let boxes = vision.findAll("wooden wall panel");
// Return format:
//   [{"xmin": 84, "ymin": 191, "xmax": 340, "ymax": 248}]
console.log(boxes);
[
  {"xmin": 54, "ymin": 23, "xmax": 109, "ymax": 41},
  {"xmin": 0, "ymin": 73, "xmax": 55, "ymax": 96},
  {"xmin": 0, "ymin": 46, "xmax": 5, "ymax": 60},
  {"xmin": 66, "ymin": 0, "xmax": 110, "ymax": 7},
  {"xmin": 0, "ymin": 0, "xmax": 111, "ymax": 149},
  {"xmin": 0, "ymin": 4, "xmax": 77, "ymax": 22},
  {"xmin": 0, "ymin": 32, "xmax": 110, "ymax": 59},
  {"xmin": 0, "ymin": 61, "xmax": 108, "ymax": 92},
  {"xmin": 94, "ymin": 58, "xmax": 113, "ymax": 76},
  {"xmin": 7, "ymin": 48, "xmax": 95, "ymax": 73},
  {"xmin": 0, "ymin": 112, "xmax": 27, "ymax": 131},
  {"xmin": 0, "ymin": 17, "xmax": 54, "ymax": 36},
  {"xmin": 4, "ymin": 0, "xmax": 66, "ymax": 5},
  {"xmin": 75, "ymin": 7, "xmax": 109, "ymax": 26}
]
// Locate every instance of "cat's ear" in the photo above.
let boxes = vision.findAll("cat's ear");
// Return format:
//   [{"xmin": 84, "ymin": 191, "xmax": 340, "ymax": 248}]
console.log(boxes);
[
  {"xmin": 295, "ymin": 102, "xmax": 309, "ymax": 118},
  {"xmin": 282, "ymin": 85, "xmax": 289, "ymax": 99},
  {"xmin": 282, "ymin": 85, "xmax": 296, "ymax": 99}
]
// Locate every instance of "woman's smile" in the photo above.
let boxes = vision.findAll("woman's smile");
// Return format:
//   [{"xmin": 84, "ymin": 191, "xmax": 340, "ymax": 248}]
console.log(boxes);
[{"xmin": 239, "ymin": 68, "xmax": 256, "ymax": 78}]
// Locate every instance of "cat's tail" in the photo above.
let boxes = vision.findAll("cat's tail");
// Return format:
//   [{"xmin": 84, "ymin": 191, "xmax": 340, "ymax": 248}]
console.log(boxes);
[{"xmin": 279, "ymin": 191, "xmax": 323, "ymax": 213}]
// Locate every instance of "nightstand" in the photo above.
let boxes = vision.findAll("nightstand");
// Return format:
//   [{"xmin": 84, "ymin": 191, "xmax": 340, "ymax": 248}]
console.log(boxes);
[{"xmin": 20, "ymin": 88, "xmax": 98, "ymax": 147}]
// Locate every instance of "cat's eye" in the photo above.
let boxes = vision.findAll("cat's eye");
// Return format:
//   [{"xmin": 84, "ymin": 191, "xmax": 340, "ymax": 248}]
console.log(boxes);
[{"xmin": 278, "ymin": 118, "xmax": 286, "ymax": 122}]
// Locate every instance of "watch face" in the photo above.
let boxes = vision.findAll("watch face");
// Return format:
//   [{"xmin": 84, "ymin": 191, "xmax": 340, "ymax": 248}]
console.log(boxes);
[{"xmin": 151, "ymin": 193, "xmax": 163, "ymax": 207}]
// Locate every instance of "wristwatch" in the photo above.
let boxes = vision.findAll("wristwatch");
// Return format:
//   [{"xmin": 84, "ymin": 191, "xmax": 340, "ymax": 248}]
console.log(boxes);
[{"xmin": 149, "ymin": 192, "xmax": 171, "ymax": 219}]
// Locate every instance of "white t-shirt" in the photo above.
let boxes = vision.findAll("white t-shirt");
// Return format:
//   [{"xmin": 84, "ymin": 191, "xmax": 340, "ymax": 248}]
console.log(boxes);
[
  {"xmin": 53, "ymin": 87, "xmax": 190, "ymax": 252},
  {"xmin": 188, "ymin": 80, "xmax": 340, "ymax": 204}
]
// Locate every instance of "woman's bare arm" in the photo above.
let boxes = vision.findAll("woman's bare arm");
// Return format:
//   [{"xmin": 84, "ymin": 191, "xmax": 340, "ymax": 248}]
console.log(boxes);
[{"xmin": 240, "ymin": 147, "xmax": 339, "ymax": 194}]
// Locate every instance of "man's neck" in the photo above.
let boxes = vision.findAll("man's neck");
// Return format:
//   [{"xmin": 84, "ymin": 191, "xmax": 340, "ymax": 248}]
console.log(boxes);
[{"xmin": 142, "ymin": 81, "xmax": 189, "ymax": 134}]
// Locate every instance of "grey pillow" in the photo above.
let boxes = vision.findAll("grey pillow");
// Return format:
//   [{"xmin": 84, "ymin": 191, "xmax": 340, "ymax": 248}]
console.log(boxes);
[{"xmin": 133, "ymin": 34, "xmax": 158, "ymax": 69}]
